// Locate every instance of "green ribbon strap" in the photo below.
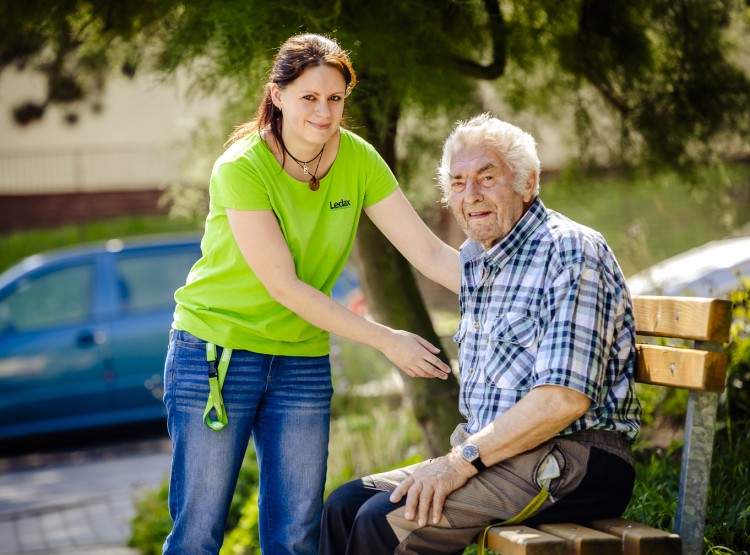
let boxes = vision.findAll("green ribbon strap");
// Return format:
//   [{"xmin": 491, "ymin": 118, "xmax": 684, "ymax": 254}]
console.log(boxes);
[
  {"xmin": 476, "ymin": 488, "xmax": 550, "ymax": 555},
  {"xmin": 203, "ymin": 342, "xmax": 232, "ymax": 431}
]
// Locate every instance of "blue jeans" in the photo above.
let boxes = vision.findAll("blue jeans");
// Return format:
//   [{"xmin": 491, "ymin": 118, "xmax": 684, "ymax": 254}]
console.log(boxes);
[{"xmin": 162, "ymin": 330, "xmax": 333, "ymax": 555}]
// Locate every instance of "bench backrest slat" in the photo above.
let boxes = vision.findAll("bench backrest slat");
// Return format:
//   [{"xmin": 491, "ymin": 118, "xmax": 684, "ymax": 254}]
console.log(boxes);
[
  {"xmin": 635, "ymin": 345, "xmax": 728, "ymax": 391},
  {"xmin": 632, "ymin": 296, "xmax": 731, "ymax": 343}
]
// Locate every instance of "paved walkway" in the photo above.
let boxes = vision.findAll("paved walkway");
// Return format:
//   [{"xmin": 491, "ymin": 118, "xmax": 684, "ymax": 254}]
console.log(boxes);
[
  {"xmin": 0, "ymin": 495, "xmax": 138, "ymax": 555},
  {"xmin": 0, "ymin": 438, "xmax": 172, "ymax": 555}
]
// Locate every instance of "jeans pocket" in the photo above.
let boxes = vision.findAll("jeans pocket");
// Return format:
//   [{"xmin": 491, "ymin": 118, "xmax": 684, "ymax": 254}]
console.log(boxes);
[{"xmin": 166, "ymin": 332, "xmax": 212, "ymax": 414}]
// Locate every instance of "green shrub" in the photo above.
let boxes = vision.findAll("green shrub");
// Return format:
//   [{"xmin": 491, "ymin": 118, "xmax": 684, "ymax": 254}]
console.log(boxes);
[
  {"xmin": 702, "ymin": 426, "xmax": 750, "ymax": 554},
  {"xmin": 129, "ymin": 481, "xmax": 172, "ymax": 555},
  {"xmin": 221, "ymin": 492, "xmax": 261, "ymax": 555},
  {"xmin": 227, "ymin": 449, "xmax": 261, "ymax": 530},
  {"xmin": 726, "ymin": 281, "xmax": 750, "ymax": 430}
]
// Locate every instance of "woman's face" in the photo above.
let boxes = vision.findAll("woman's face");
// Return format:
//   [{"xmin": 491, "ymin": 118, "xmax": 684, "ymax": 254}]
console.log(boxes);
[{"xmin": 271, "ymin": 64, "xmax": 347, "ymax": 149}]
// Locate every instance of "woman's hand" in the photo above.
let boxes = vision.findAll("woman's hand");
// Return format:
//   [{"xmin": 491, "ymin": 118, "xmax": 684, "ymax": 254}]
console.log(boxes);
[{"xmin": 381, "ymin": 330, "xmax": 451, "ymax": 379}]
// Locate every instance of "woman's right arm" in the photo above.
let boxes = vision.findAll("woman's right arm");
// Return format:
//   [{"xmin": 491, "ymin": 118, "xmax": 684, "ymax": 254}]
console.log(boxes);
[
  {"xmin": 226, "ymin": 208, "xmax": 451, "ymax": 379},
  {"xmin": 364, "ymin": 189, "xmax": 460, "ymax": 294}
]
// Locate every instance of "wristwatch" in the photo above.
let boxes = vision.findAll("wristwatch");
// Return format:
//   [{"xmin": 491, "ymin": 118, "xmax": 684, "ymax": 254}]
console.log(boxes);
[{"xmin": 459, "ymin": 442, "xmax": 487, "ymax": 471}]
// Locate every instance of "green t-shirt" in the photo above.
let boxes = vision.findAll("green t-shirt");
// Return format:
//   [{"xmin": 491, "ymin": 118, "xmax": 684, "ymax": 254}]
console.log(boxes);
[{"xmin": 173, "ymin": 129, "xmax": 398, "ymax": 356}]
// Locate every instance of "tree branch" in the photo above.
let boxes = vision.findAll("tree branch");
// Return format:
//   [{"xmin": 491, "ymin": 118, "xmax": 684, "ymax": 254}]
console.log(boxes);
[
  {"xmin": 451, "ymin": 0, "xmax": 506, "ymax": 80},
  {"xmin": 576, "ymin": 0, "xmax": 631, "ymax": 116},
  {"xmin": 581, "ymin": 68, "xmax": 631, "ymax": 116}
]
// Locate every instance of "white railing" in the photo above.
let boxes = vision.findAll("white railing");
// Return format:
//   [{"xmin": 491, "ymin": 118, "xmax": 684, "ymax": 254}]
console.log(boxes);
[{"xmin": 0, "ymin": 145, "xmax": 184, "ymax": 195}]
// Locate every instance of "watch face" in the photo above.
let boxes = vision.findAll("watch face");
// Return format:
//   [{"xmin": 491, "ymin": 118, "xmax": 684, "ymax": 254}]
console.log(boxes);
[{"xmin": 462, "ymin": 444, "xmax": 479, "ymax": 461}]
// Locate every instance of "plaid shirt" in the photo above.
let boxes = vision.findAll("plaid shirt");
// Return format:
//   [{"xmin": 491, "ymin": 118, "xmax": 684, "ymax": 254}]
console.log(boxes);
[{"xmin": 454, "ymin": 198, "xmax": 641, "ymax": 442}]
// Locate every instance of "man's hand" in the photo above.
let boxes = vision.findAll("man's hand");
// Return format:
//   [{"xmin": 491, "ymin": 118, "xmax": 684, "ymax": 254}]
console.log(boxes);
[{"xmin": 389, "ymin": 452, "xmax": 475, "ymax": 527}]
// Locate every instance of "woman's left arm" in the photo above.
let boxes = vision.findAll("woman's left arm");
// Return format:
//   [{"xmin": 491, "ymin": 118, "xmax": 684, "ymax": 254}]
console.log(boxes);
[{"xmin": 365, "ymin": 189, "xmax": 461, "ymax": 294}]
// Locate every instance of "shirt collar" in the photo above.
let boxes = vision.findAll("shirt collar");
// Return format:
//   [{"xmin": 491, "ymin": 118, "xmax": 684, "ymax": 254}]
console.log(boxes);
[{"xmin": 459, "ymin": 197, "xmax": 547, "ymax": 268}]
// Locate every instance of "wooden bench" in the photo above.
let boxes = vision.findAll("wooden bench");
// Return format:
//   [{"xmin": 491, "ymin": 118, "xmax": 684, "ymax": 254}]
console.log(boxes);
[{"xmin": 484, "ymin": 295, "xmax": 732, "ymax": 555}]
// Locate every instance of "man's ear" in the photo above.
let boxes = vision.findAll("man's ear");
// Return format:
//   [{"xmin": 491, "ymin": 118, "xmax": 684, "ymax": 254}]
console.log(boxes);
[{"xmin": 523, "ymin": 171, "xmax": 538, "ymax": 202}]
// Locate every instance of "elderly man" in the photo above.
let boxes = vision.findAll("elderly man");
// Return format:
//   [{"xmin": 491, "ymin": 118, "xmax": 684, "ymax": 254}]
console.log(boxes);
[{"xmin": 319, "ymin": 114, "xmax": 641, "ymax": 555}]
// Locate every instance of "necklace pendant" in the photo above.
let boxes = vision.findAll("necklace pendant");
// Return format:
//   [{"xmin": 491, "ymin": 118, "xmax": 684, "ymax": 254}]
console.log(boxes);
[
  {"xmin": 302, "ymin": 165, "xmax": 309, "ymax": 175},
  {"xmin": 309, "ymin": 177, "xmax": 320, "ymax": 191}
]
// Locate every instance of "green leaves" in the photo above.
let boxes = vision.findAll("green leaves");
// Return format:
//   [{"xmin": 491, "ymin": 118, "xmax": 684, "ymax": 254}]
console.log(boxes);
[{"xmin": 3, "ymin": 0, "xmax": 747, "ymax": 170}]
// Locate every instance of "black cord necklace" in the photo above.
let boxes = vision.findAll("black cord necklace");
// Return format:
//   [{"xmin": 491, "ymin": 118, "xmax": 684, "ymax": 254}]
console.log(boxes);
[{"xmin": 282, "ymin": 142, "xmax": 325, "ymax": 191}]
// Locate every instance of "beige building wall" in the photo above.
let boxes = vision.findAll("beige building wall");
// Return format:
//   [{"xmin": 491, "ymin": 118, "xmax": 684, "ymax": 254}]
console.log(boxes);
[{"xmin": 0, "ymin": 69, "xmax": 221, "ymax": 195}]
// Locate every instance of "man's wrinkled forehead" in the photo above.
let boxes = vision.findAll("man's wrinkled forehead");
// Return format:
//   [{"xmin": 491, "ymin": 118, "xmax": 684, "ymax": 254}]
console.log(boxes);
[
  {"xmin": 448, "ymin": 160, "xmax": 500, "ymax": 180},
  {"xmin": 449, "ymin": 145, "xmax": 511, "ymax": 180}
]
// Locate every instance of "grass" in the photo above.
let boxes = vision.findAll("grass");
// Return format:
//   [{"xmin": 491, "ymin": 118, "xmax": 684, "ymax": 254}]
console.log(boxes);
[
  {"xmin": 326, "ymin": 402, "xmax": 426, "ymax": 493},
  {"xmin": 623, "ymin": 425, "xmax": 750, "ymax": 555}
]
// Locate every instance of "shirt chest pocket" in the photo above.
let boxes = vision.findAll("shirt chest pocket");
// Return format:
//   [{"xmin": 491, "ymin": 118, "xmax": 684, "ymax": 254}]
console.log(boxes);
[
  {"xmin": 452, "ymin": 318, "xmax": 469, "ymax": 361},
  {"xmin": 483, "ymin": 312, "xmax": 539, "ymax": 391}
]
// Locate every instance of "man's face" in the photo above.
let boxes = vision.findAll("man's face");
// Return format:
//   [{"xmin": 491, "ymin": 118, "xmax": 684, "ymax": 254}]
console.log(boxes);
[{"xmin": 448, "ymin": 145, "xmax": 534, "ymax": 250}]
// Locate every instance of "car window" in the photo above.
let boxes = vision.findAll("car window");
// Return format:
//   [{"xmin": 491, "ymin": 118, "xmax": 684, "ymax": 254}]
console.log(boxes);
[
  {"xmin": 116, "ymin": 250, "xmax": 196, "ymax": 313},
  {"xmin": 0, "ymin": 264, "xmax": 93, "ymax": 332}
]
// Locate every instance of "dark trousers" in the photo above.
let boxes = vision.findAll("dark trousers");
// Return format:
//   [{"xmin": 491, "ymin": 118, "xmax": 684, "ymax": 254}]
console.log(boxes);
[{"xmin": 319, "ymin": 446, "xmax": 635, "ymax": 555}]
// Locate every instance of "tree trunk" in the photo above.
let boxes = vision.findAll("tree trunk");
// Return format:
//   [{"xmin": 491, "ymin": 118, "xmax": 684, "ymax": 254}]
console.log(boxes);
[{"xmin": 351, "ymin": 77, "xmax": 461, "ymax": 457}]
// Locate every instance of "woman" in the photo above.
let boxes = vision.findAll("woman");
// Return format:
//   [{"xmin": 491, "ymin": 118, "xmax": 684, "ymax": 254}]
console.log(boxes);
[{"xmin": 162, "ymin": 33, "xmax": 460, "ymax": 555}]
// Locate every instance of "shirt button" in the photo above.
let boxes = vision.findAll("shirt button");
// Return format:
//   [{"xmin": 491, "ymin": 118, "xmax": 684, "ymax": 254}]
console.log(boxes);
[
  {"xmin": 468, "ymin": 368, "xmax": 474, "ymax": 374},
  {"xmin": 473, "ymin": 321, "xmax": 480, "ymax": 330}
]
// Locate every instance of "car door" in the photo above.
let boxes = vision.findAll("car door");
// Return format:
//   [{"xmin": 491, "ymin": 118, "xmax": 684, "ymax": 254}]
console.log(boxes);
[
  {"xmin": 0, "ymin": 256, "xmax": 111, "ymax": 439},
  {"xmin": 107, "ymin": 242, "xmax": 201, "ymax": 420}
]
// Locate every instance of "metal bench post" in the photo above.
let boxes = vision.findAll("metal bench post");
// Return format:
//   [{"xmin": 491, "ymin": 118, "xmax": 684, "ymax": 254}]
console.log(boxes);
[{"xmin": 675, "ymin": 337, "xmax": 724, "ymax": 555}]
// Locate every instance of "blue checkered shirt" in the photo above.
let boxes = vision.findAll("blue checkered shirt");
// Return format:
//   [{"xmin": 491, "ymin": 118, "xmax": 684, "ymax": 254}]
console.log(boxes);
[{"xmin": 454, "ymin": 198, "xmax": 641, "ymax": 442}]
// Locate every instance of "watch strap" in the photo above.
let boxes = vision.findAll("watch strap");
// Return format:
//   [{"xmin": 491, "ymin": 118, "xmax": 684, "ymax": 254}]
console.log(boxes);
[{"xmin": 470, "ymin": 455, "xmax": 487, "ymax": 471}]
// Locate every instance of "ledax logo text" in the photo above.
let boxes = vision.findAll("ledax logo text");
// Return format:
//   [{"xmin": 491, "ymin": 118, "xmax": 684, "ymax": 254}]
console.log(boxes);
[{"xmin": 329, "ymin": 199, "xmax": 352, "ymax": 210}]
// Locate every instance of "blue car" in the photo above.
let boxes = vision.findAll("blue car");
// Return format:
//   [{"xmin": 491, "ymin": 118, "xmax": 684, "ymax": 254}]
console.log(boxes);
[
  {"xmin": 0, "ymin": 233, "xmax": 365, "ymax": 441},
  {"xmin": 0, "ymin": 234, "xmax": 203, "ymax": 440}
]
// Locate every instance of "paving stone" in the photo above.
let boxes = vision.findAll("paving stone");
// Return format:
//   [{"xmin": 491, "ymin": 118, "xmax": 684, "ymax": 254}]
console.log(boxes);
[
  {"xmin": 0, "ymin": 519, "xmax": 20, "ymax": 554},
  {"xmin": 87, "ymin": 501, "xmax": 127, "ymax": 543},
  {"xmin": 17, "ymin": 515, "xmax": 49, "ymax": 552},
  {"xmin": 39, "ymin": 511, "xmax": 74, "ymax": 547},
  {"xmin": 61, "ymin": 506, "xmax": 98, "ymax": 545}
]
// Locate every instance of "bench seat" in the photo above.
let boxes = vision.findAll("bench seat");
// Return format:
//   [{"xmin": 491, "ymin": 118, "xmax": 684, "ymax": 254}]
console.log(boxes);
[{"xmin": 486, "ymin": 518, "xmax": 681, "ymax": 554}]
